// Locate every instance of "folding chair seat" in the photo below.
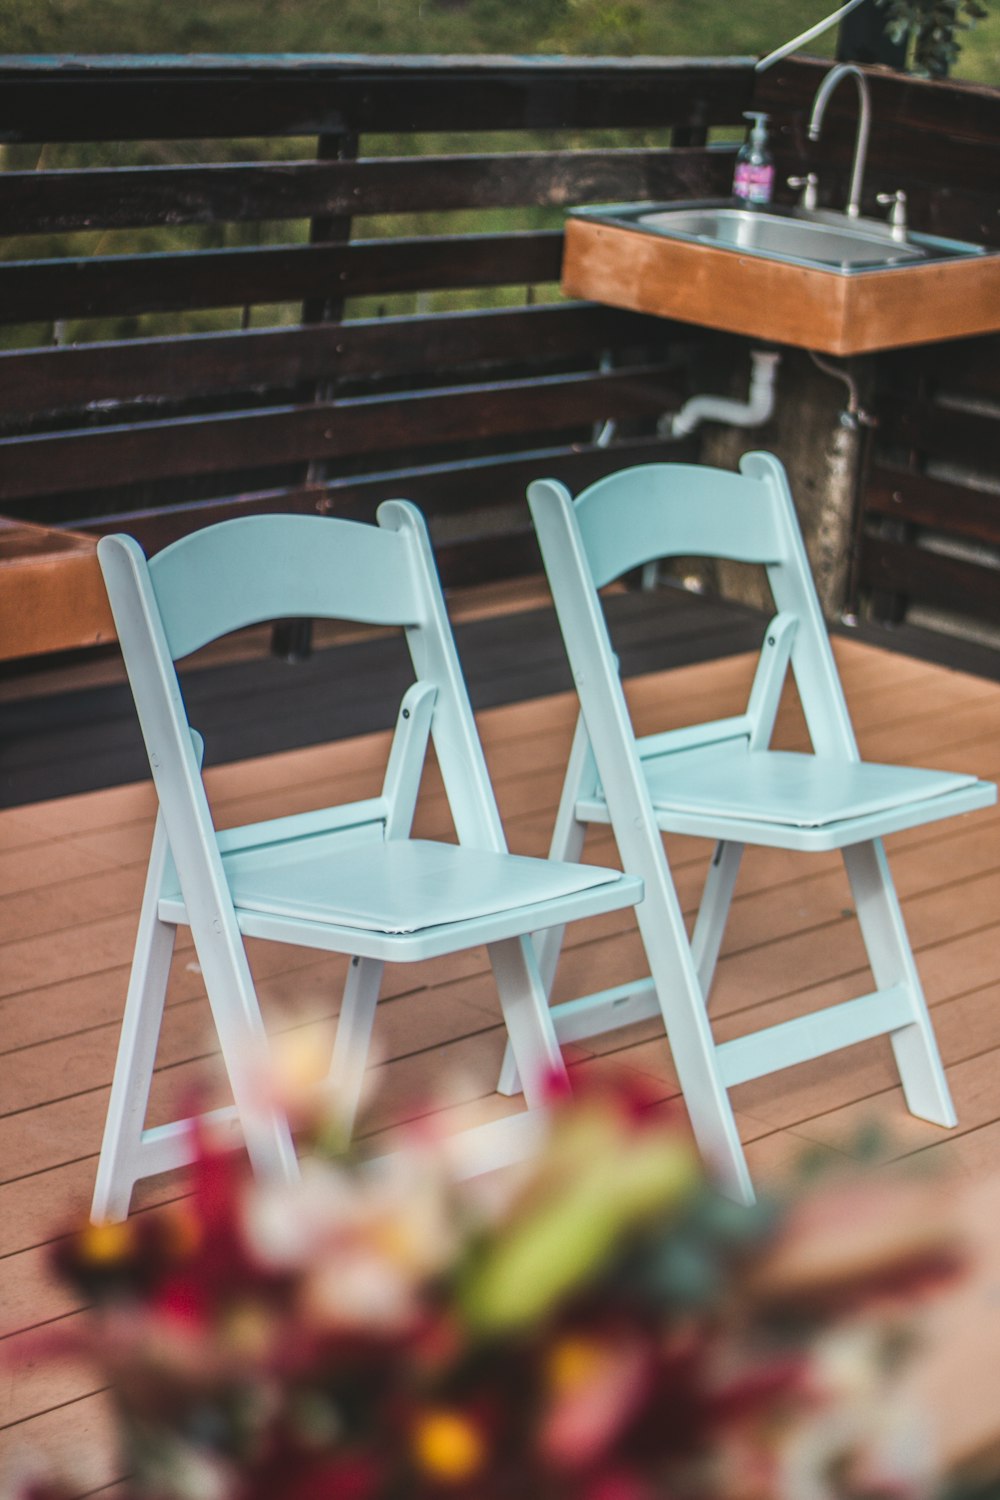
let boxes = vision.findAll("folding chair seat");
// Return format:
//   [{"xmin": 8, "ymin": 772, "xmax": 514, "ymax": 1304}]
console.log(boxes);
[
  {"xmin": 92, "ymin": 504, "xmax": 643, "ymax": 1222},
  {"xmin": 518, "ymin": 451, "xmax": 995, "ymax": 1204}
]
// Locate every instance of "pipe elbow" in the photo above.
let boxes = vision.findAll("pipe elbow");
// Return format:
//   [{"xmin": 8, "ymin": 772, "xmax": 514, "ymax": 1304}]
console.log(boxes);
[{"xmin": 667, "ymin": 350, "xmax": 780, "ymax": 440}]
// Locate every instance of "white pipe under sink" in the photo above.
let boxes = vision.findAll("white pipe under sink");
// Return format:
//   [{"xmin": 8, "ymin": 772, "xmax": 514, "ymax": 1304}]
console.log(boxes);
[{"xmin": 665, "ymin": 349, "xmax": 781, "ymax": 439}]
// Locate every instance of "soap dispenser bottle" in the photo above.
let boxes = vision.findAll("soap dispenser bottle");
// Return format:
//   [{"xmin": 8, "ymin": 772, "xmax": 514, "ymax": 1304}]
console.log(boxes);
[{"xmin": 733, "ymin": 111, "xmax": 774, "ymax": 205}]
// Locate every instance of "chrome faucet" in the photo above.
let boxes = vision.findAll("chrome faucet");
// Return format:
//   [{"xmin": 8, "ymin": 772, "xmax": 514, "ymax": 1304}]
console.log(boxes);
[{"xmin": 807, "ymin": 62, "xmax": 871, "ymax": 219}]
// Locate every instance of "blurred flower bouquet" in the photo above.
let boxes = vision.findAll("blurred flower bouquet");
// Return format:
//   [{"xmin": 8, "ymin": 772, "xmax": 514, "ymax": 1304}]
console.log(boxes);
[{"xmin": 15, "ymin": 1075, "xmax": 964, "ymax": 1500}]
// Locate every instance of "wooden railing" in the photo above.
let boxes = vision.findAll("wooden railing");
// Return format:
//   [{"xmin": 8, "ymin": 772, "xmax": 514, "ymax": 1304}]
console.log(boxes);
[
  {"xmin": 852, "ymin": 338, "xmax": 1000, "ymax": 633},
  {"xmin": 0, "ymin": 54, "xmax": 755, "ymax": 658},
  {"xmin": 1, "ymin": 54, "xmax": 998, "ymax": 663}
]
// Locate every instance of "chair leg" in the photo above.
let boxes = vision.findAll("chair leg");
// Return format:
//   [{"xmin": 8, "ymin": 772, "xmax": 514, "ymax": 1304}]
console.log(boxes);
[
  {"xmin": 500, "ymin": 894, "xmax": 578, "ymax": 1098},
  {"xmin": 498, "ymin": 886, "xmax": 581, "ymax": 1098},
  {"xmin": 535, "ymin": 717, "xmax": 592, "ymax": 994},
  {"xmin": 690, "ymin": 840, "xmax": 745, "ymax": 1002},
  {"xmin": 488, "ymin": 935, "xmax": 567, "ymax": 1112},
  {"xmin": 327, "ymin": 955, "xmax": 386, "ymax": 1137},
  {"xmin": 632, "ymin": 881, "xmax": 755, "ymax": 1206},
  {"xmin": 498, "ymin": 894, "xmax": 578, "ymax": 1097},
  {"xmin": 497, "ymin": 717, "xmax": 591, "ymax": 1098},
  {"xmin": 496, "ymin": 1040, "xmax": 524, "ymax": 1099},
  {"xmin": 197, "ymin": 949, "xmax": 301, "ymax": 1186},
  {"xmin": 842, "ymin": 839, "xmax": 956, "ymax": 1127},
  {"xmin": 92, "ymin": 818, "xmax": 177, "ymax": 1223}
]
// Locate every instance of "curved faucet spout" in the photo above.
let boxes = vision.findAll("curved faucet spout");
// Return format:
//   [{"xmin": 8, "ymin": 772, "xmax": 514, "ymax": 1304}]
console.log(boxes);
[{"xmin": 807, "ymin": 62, "xmax": 871, "ymax": 218}]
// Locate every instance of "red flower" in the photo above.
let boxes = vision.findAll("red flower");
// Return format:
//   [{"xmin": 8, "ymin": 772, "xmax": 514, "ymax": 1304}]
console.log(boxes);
[
  {"xmin": 582, "ymin": 1465, "xmax": 659, "ymax": 1500},
  {"xmin": 243, "ymin": 1450, "xmax": 385, "ymax": 1500}
]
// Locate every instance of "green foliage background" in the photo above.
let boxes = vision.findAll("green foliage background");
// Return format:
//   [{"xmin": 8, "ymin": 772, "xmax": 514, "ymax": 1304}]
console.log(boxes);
[{"xmin": 0, "ymin": 0, "xmax": 995, "ymax": 80}]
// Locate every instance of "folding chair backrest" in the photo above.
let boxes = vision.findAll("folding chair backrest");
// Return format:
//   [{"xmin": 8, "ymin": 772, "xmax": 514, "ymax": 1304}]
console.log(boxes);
[
  {"xmin": 536, "ymin": 450, "xmax": 857, "ymax": 761},
  {"xmin": 573, "ymin": 459, "xmax": 783, "ymax": 586},
  {"xmin": 144, "ymin": 512, "xmax": 424, "ymax": 661},
  {"xmin": 98, "ymin": 504, "xmax": 507, "ymax": 852}
]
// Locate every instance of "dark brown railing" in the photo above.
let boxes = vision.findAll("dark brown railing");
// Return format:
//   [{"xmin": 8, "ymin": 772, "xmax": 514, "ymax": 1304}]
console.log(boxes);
[
  {"xmin": 0, "ymin": 56, "xmax": 751, "ymax": 590},
  {"xmin": 1, "ymin": 53, "xmax": 998, "ymax": 663}
]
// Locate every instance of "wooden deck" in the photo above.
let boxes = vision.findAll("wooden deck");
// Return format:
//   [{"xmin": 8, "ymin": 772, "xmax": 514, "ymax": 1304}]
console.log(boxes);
[
  {"xmin": 3, "ymin": 633, "xmax": 1000, "ymax": 1487},
  {"xmin": 0, "ymin": 577, "xmax": 768, "ymax": 808}
]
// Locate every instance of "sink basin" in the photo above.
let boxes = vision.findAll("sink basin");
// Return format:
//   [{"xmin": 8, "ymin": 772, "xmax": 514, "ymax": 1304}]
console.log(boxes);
[
  {"xmin": 561, "ymin": 198, "xmax": 1000, "ymax": 354},
  {"xmin": 583, "ymin": 200, "xmax": 985, "ymax": 274}
]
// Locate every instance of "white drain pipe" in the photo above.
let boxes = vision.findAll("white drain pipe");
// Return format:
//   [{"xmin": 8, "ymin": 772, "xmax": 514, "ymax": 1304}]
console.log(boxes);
[{"xmin": 665, "ymin": 349, "xmax": 781, "ymax": 440}]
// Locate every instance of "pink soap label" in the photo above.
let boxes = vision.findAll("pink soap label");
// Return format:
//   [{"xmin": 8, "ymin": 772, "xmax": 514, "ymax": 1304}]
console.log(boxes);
[{"xmin": 734, "ymin": 162, "xmax": 774, "ymax": 204}]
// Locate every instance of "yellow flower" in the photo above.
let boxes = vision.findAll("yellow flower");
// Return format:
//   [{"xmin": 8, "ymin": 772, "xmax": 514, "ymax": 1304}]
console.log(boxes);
[
  {"xmin": 411, "ymin": 1407, "xmax": 486, "ymax": 1483},
  {"xmin": 547, "ymin": 1335, "xmax": 609, "ymax": 1395},
  {"xmin": 78, "ymin": 1219, "xmax": 134, "ymax": 1265}
]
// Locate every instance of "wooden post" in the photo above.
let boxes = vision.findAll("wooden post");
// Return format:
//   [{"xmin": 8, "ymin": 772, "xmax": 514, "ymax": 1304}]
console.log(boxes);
[{"xmin": 271, "ymin": 128, "xmax": 360, "ymax": 662}]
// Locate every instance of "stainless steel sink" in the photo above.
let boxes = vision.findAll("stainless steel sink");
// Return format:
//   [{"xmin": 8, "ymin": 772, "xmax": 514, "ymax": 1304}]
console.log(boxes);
[{"xmin": 571, "ymin": 200, "xmax": 989, "ymax": 275}]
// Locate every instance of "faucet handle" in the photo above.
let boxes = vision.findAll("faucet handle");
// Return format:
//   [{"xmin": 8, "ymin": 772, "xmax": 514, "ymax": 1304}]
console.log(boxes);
[
  {"xmin": 787, "ymin": 173, "xmax": 819, "ymax": 211},
  {"xmin": 877, "ymin": 189, "xmax": 908, "ymax": 240}
]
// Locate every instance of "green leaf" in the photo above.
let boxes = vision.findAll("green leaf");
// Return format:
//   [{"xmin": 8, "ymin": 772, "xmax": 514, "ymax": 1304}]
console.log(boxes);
[{"xmin": 457, "ymin": 1126, "xmax": 699, "ymax": 1334}]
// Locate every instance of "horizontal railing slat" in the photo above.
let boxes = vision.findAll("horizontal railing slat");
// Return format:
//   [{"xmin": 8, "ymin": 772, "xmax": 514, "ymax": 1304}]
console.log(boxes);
[
  {"xmin": 799, "ymin": 128, "xmax": 1000, "ymax": 234},
  {"xmin": 878, "ymin": 334, "xmax": 1000, "ymax": 402},
  {"xmin": 875, "ymin": 394, "xmax": 1000, "ymax": 471},
  {"xmin": 859, "ymin": 534, "xmax": 1000, "ymax": 624},
  {"xmin": 76, "ymin": 436, "xmax": 679, "ymax": 551},
  {"xmin": 0, "ymin": 304, "xmax": 684, "ymax": 418},
  {"xmin": 0, "ymin": 56, "xmax": 755, "ymax": 143},
  {"xmin": 0, "ymin": 365, "xmax": 682, "ymax": 502},
  {"xmin": 866, "ymin": 467, "xmax": 1000, "ymax": 549},
  {"xmin": 0, "ymin": 232, "xmax": 564, "ymax": 325},
  {"xmin": 756, "ymin": 57, "xmax": 1000, "ymax": 151},
  {"xmin": 0, "ymin": 148, "xmax": 735, "ymax": 234},
  {"xmin": 427, "ymin": 528, "xmax": 542, "ymax": 589},
  {"xmin": 860, "ymin": 127, "xmax": 999, "ymax": 202}
]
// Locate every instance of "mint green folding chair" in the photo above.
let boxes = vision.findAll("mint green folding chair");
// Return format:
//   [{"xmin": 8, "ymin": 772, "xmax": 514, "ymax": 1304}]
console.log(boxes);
[
  {"xmin": 92, "ymin": 505, "xmax": 643, "ymax": 1222},
  {"xmin": 517, "ymin": 452, "xmax": 995, "ymax": 1204}
]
